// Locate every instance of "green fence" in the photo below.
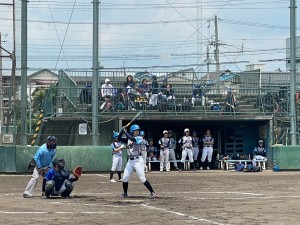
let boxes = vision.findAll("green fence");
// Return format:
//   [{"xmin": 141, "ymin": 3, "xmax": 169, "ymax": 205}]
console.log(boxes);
[
  {"xmin": 0, "ymin": 145, "xmax": 127, "ymax": 173},
  {"xmin": 272, "ymin": 145, "xmax": 300, "ymax": 170}
]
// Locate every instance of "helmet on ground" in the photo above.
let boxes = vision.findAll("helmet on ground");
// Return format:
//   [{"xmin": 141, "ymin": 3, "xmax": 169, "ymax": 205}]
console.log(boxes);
[
  {"xmin": 47, "ymin": 135, "xmax": 57, "ymax": 143},
  {"xmin": 140, "ymin": 131, "xmax": 145, "ymax": 136},
  {"xmin": 130, "ymin": 124, "xmax": 140, "ymax": 134},
  {"xmin": 273, "ymin": 165, "xmax": 280, "ymax": 172},
  {"xmin": 113, "ymin": 132, "xmax": 119, "ymax": 139},
  {"xmin": 52, "ymin": 157, "xmax": 65, "ymax": 169},
  {"xmin": 184, "ymin": 128, "xmax": 190, "ymax": 132}
]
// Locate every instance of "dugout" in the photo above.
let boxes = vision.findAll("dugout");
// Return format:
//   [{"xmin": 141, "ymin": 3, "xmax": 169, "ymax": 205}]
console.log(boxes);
[{"xmin": 121, "ymin": 117, "xmax": 272, "ymax": 169}]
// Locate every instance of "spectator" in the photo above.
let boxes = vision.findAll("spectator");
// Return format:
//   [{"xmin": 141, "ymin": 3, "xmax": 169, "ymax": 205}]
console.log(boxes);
[
  {"xmin": 252, "ymin": 140, "xmax": 267, "ymax": 167},
  {"xmin": 165, "ymin": 84, "xmax": 175, "ymax": 101},
  {"xmin": 147, "ymin": 139, "xmax": 158, "ymax": 161},
  {"xmin": 137, "ymin": 79, "xmax": 150, "ymax": 99},
  {"xmin": 192, "ymin": 84, "xmax": 205, "ymax": 107},
  {"xmin": 224, "ymin": 89, "xmax": 238, "ymax": 114},
  {"xmin": 79, "ymin": 84, "xmax": 92, "ymax": 104},
  {"xmin": 124, "ymin": 75, "xmax": 136, "ymax": 110},
  {"xmin": 101, "ymin": 79, "xmax": 114, "ymax": 100},
  {"xmin": 114, "ymin": 88, "xmax": 126, "ymax": 111},
  {"xmin": 159, "ymin": 78, "xmax": 168, "ymax": 102},
  {"xmin": 149, "ymin": 76, "xmax": 159, "ymax": 110}
]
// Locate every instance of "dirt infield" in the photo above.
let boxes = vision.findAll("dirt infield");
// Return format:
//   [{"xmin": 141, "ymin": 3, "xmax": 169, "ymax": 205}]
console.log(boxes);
[{"xmin": 1, "ymin": 170, "xmax": 300, "ymax": 225}]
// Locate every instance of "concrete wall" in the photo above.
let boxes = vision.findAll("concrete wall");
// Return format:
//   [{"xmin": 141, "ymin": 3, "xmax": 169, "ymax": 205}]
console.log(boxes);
[{"xmin": 0, "ymin": 146, "xmax": 126, "ymax": 173}]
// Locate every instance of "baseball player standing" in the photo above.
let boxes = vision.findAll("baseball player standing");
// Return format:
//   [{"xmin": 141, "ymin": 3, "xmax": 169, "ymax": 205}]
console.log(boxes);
[
  {"xmin": 168, "ymin": 130, "xmax": 179, "ymax": 170},
  {"xmin": 158, "ymin": 130, "xmax": 170, "ymax": 172},
  {"xmin": 200, "ymin": 129, "xmax": 214, "ymax": 170},
  {"xmin": 192, "ymin": 131, "xmax": 200, "ymax": 168},
  {"xmin": 252, "ymin": 140, "xmax": 267, "ymax": 167},
  {"xmin": 117, "ymin": 124, "xmax": 156, "ymax": 199},
  {"xmin": 178, "ymin": 128, "xmax": 195, "ymax": 171},
  {"xmin": 140, "ymin": 131, "xmax": 149, "ymax": 172},
  {"xmin": 110, "ymin": 132, "xmax": 126, "ymax": 182},
  {"xmin": 23, "ymin": 136, "xmax": 57, "ymax": 198}
]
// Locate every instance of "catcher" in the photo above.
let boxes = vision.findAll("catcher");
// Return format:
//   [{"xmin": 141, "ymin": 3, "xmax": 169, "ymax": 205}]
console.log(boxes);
[{"xmin": 43, "ymin": 157, "xmax": 82, "ymax": 199}]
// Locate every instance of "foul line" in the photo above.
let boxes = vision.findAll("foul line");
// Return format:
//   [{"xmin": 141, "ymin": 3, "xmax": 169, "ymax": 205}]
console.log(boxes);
[
  {"xmin": 0, "ymin": 211, "xmax": 122, "ymax": 215},
  {"xmin": 141, "ymin": 204, "xmax": 231, "ymax": 225}
]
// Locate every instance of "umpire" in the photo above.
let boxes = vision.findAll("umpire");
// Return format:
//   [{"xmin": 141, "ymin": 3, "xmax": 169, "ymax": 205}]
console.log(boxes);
[{"xmin": 23, "ymin": 136, "xmax": 57, "ymax": 198}]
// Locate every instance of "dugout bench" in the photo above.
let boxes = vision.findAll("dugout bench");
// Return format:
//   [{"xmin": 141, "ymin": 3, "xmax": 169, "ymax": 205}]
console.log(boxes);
[
  {"xmin": 219, "ymin": 159, "xmax": 267, "ymax": 170},
  {"xmin": 147, "ymin": 160, "xmax": 191, "ymax": 171}
]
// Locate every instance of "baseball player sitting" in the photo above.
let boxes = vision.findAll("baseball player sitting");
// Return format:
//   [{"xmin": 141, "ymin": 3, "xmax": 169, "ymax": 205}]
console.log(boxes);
[
  {"xmin": 110, "ymin": 132, "xmax": 126, "ymax": 182},
  {"xmin": 252, "ymin": 140, "xmax": 267, "ymax": 167},
  {"xmin": 117, "ymin": 124, "xmax": 156, "ymax": 199},
  {"xmin": 44, "ymin": 158, "xmax": 79, "ymax": 199},
  {"xmin": 147, "ymin": 139, "xmax": 158, "ymax": 161}
]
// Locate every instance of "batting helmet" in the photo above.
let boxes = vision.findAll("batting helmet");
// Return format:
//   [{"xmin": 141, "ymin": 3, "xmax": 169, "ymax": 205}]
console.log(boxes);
[
  {"xmin": 273, "ymin": 165, "xmax": 280, "ymax": 172},
  {"xmin": 52, "ymin": 157, "xmax": 65, "ymax": 169},
  {"xmin": 140, "ymin": 131, "xmax": 145, "ymax": 136},
  {"xmin": 113, "ymin": 132, "xmax": 119, "ymax": 139},
  {"xmin": 130, "ymin": 124, "xmax": 140, "ymax": 134}
]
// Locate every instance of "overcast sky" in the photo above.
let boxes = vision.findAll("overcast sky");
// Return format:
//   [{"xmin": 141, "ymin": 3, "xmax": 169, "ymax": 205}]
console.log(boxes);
[{"xmin": 0, "ymin": 0, "xmax": 299, "ymax": 74}]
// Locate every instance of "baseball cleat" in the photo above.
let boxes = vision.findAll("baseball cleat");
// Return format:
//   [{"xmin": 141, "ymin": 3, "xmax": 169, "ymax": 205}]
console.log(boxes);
[
  {"xmin": 120, "ymin": 193, "xmax": 128, "ymax": 198},
  {"xmin": 109, "ymin": 179, "xmax": 116, "ymax": 183},
  {"xmin": 23, "ymin": 194, "xmax": 31, "ymax": 198},
  {"xmin": 149, "ymin": 192, "xmax": 156, "ymax": 199},
  {"xmin": 200, "ymin": 167, "xmax": 203, "ymax": 170},
  {"xmin": 207, "ymin": 167, "xmax": 210, "ymax": 170},
  {"xmin": 118, "ymin": 179, "xmax": 123, "ymax": 182}
]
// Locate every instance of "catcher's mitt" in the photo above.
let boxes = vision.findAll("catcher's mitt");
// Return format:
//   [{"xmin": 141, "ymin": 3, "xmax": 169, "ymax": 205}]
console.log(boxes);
[{"xmin": 73, "ymin": 166, "xmax": 83, "ymax": 178}]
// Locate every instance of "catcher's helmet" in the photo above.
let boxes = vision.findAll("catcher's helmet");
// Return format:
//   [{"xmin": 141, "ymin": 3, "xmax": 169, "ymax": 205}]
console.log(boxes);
[
  {"xmin": 130, "ymin": 124, "xmax": 140, "ymax": 134},
  {"xmin": 47, "ymin": 135, "xmax": 57, "ymax": 143},
  {"xmin": 113, "ymin": 132, "xmax": 119, "ymax": 139},
  {"xmin": 140, "ymin": 131, "xmax": 145, "ymax": 136},
  {"xmin": 273, "ymin": 165, "xmax": 280, "ymax": 172},
  {"xmin": 52, "ymin": 157, "xmax": 65, "ymax": 169}
]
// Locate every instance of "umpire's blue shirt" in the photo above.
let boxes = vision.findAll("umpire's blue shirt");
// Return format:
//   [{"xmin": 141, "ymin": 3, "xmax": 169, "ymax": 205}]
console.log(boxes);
[{"xmin": 33, "ymin": 143, "xmax": 57, "ymax": 168}]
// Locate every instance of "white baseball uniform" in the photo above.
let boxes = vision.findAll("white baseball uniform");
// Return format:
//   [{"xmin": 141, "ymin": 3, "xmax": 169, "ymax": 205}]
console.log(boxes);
[
  {"xmin": 110, "ymin": 141, "xmax": 123, "ymax": 172},
  {"xmin": 158, "ymin": 137, "xmax": 170, "ymax": 171},
  {"xmin": 180, "ymin": 136, "xmax": 194, "ymax": 163},
  {"xmin": 201, "ymin": 135, "xmax": 214, "ymax": 163}
]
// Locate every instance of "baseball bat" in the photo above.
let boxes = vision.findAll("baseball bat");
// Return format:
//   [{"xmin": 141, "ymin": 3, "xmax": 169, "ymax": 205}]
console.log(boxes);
[{"xmin": 124, "ymin": 111, "xmax": 143, "ymax": 128}]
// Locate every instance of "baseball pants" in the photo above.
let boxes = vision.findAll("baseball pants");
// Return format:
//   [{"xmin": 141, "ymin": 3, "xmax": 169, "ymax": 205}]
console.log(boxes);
[
  {"xmin": 23, "ymin": 167, "xmax": 41, "ymax": 197},
  {"xmin": 160, "ymin": 149, "xmax": 170, "ymax": 171},
  {"xmin": 141, "ymin": 151, "xmax": 147, "ymax": 168},
  {"xmin": 201, "ymin": 146, "xmax": 213, "ymax": 162},
  {"xmin": 192, "ymin": 146, "xmax": 199, "ymax": 161},
  {"xmin": 181, "ymin": 148, "xmax": 194, "ymax": 163},
  {"xmin": 169, "ymin": 148, "xmax": 178, "ymax": 168},
  {"xmin": 122, "ymin": 157, "xmax": 146, "ymax": 183},
  {"xmin": 111, "ymin": 155, "xmax": 122, "ymax": 171}
]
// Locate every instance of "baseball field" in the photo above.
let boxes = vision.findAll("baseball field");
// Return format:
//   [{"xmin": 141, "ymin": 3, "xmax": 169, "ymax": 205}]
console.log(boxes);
[{"xmin": 1, "ymin": 171, "xmax": 299, "ymax": 225}]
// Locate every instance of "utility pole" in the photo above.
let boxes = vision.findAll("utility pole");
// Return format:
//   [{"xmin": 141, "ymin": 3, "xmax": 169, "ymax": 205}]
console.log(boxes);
[
  {"xmin": 0, "ymin": 33, "xmax": 3, "ymax": 127},
  {"xmin": 206, "ymin": 45, "xmax": 210, "ymax": 80},
  {"xmin": 289, "ymin": 0, "xmax": 297, "ymax": 145},
  {"xmin": 92, "ymin": 0, "xmax": 99, "ymax": 145},
  {"xmin": 214, "ymin": 15, "xmax": 220, "ymax": 73},
  {"xmin": 21, "ymin": 0, "xmax": 28, "ymax": 145}
]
